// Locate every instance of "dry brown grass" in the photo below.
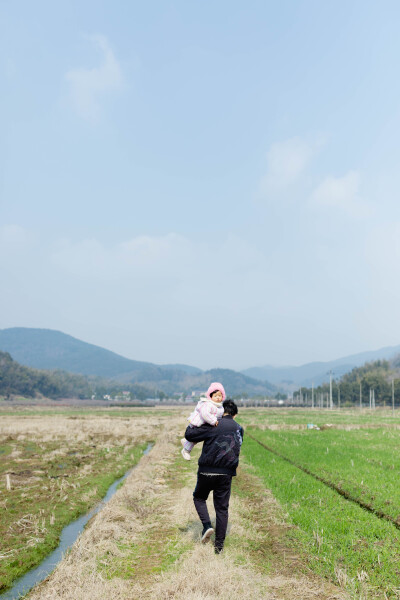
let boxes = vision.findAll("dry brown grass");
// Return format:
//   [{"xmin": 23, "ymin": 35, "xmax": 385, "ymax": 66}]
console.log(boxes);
[
  {"xmin": 24, "ymin": 412, "xmax": 348, "ymax": 600},
  {"xmin": 145, "ymin": 545, "xmax": 272, "ymax": 600},
  {"xmin": 0, "ymin": 412, "xmax": 169, "ymax": 446}
]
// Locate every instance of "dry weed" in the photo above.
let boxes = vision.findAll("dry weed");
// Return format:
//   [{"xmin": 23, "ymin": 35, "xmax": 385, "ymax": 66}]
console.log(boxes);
[{"xmin": 146, "ymin": 545, "xmax": 273, "ymax": 600}]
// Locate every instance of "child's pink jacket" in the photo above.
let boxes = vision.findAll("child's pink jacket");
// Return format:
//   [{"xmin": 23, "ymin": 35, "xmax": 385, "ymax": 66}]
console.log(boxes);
[{"xmin": 188, "ymin": 399, "xmax": 224, "ymax": 427}]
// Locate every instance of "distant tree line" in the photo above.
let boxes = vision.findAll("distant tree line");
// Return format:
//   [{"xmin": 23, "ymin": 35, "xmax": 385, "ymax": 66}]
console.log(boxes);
[{"xmin": 293, "ymin": 359, "xmax": 400, "ymax": 407}]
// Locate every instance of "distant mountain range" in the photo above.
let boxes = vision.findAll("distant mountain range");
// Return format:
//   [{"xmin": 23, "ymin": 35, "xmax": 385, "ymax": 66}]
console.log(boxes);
[
  {"xmin": 242, "ymin": 345, "xmax": 400, "ymax": 390},
  {"xmin": 2, "ymin": 327, "xmax": 399, "ymax": 396},
  {"xmin": 0, "ymin": 328, "xmax": 275, "ymax": 397},
  {"xmin": 0, "ymin": 328, "xmax": 200, "ymax": 378}
]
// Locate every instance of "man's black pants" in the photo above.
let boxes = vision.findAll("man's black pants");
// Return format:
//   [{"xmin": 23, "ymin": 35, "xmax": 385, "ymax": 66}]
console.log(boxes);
[{"xmin": 193, "ymin": 473, "xmax": 232, "ymax": 550}]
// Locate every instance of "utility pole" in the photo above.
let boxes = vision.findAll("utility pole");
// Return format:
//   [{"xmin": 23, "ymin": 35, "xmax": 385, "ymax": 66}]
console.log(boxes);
[
  {"xmin": 338, "ymin": 384, "xmax": 341, "ymax": 410},
  {"xmin": 311, "ymin": 382, "xmax": 314, "ymax": 409},
  {"xmin": 329, "ymin": 371, "xmax": 333, "ymax": 409},
  {"xmin": 360, "ymin": 381, "xmax": 362, "ymax": 409},
  {"xmin": 392, "ymin": 379, "xmax": 395, "ymax": 417}
]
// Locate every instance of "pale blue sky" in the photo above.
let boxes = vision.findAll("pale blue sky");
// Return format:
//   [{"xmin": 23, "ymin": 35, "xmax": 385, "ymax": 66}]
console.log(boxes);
[{"xmin": 1, "ymin": 1, "xmax": 400, "ymax": 369}]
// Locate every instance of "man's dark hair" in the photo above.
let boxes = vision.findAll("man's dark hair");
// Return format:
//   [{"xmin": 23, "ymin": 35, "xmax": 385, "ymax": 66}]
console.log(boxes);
[{"xmin": 223, "ymin": 399, "xmax": 238, "ymax": 416}]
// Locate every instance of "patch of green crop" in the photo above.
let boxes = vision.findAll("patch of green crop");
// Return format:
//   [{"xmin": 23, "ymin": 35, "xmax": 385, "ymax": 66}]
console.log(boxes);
[
  {"xmin": 243, "ymin": 436, "xmax": 400, "ymax": 599},
  {"xmin": 249, "ymin": 428, "xmax": 400, "ymax": 523},
  {"xmin": 239, "ymin": 407, "xmax": 400, "ymax": 427}
]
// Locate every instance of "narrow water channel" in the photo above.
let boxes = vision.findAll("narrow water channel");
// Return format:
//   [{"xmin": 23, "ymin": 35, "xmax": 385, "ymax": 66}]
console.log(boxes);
[{"xmin": 0, "ymin": 442, "xmax": 153, "ymax": 600}]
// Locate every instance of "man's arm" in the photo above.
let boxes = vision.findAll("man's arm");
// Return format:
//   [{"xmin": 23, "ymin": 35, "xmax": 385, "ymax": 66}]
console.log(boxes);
[{"xmin": 184, "ymin": 423, "xmax": 214, "ymax": 443}]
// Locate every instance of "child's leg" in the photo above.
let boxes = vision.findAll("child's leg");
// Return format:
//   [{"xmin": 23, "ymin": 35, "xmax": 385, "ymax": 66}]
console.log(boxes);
[{"xmin": 181, "ymin": 438, "xmax": 195, "ymax": 453}]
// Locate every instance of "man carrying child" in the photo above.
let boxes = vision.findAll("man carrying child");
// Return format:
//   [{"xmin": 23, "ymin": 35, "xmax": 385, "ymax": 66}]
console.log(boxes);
[{"xmin": 184, "ymin": 399, "xmax": 243, "ymax": 554}]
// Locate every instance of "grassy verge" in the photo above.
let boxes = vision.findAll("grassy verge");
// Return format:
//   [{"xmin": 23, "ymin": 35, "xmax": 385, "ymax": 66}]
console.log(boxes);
[
  {"xmin": 243, "ymin": 435, "xmax": 400, "ymax": 599},
  {"xmin": 0, "ymin": 438, "xmax": 149, "ymax": 591},
  {"xmin": 97, "ymin": 447, "xmax": 195, "ymax": 582},
  {"xmin": 231, "ymin": 468, "xmax": 279, "ymax": 575},
  {"xmin": 97, "ymin": 529, "xmax": 192, "ymax": 581}
]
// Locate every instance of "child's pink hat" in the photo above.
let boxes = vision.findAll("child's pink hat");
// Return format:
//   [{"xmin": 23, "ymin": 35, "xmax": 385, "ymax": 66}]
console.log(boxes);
[{"xmin": 206, "ymin": 382, "xmax": 226, "ymax": 401}]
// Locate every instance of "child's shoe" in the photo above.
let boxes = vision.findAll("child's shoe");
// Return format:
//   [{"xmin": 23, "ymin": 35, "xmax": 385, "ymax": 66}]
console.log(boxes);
[
  {"xmin": 181, "ymin": 439, "xmax": 191, "ymax": 460},
  {"xmin": 181, "ymin": 447, "xmax": 191, "ymax": 460}
]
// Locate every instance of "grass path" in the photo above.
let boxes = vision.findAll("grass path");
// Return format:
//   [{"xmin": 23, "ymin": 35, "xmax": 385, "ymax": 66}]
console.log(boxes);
[{"xmin": 27, "ymin": 416, "xmax": 346, "ymax": 600}]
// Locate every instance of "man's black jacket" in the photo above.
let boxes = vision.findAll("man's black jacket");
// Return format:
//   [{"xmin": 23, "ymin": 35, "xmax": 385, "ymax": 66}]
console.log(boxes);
[{"xmin": 184, "ymin": 415, "xmax": 244, "ymax": 476}]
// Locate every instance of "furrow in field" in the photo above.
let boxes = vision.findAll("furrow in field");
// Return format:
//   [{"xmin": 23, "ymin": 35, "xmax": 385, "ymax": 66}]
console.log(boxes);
[
  {"xmin": 242, "ymin": 434, "xmax": 400, "ymax": 599},
  {"xmin": 247, "ymin": 427, "xmax": 400, "ymax": 521},
  {"xmin": 247, "ymin": 431, "xmax": 400, "ymax": 530}
]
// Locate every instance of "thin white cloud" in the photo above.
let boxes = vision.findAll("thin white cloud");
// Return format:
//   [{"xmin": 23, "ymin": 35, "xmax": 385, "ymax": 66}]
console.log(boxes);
[
  {"xmin": 51, "ymin": 234, "xmax": 188, "ymax": 282},
  {"xmin": 0, "ymin": 224, "xmax": 28, "ymax": 245},
  {"xmin": 309, "ymin": 171, "xmax": 372, "ymax": 218},
  {"xmin": 0, "ymin": 225, "xmax": 35, "ymax": 269},
  {"xmin": 65, "ymin": 34, "xmax": 122, "ymax": 121},
  {"xmin": 259, "ymin": 136, "xmax": 322, "ymax": 195},
  {"xmin": 355, "ymin": 220, "xmax": 400, "ymax": 344},
  {"xmin": 50, "ymin": 233, "xmax": 263, "ymax": 297}
]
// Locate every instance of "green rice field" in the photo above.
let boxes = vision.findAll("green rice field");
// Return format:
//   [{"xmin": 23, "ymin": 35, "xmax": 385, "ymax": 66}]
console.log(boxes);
[{"xmin": 241, "ymin": 409, "xmax": 400, "ymax": 599}]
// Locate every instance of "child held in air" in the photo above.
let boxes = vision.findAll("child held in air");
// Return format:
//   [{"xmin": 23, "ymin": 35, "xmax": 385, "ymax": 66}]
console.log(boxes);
[{"xmin": 181, "ymin": 382, "xmax": 225, "ymax": 460}]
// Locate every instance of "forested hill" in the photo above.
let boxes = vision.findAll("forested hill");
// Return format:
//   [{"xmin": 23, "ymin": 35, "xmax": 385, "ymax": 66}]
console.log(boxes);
[
  {"xmin": 0, "ymin": 350, "xmax": 91, "ymax": 399},
  {"xmin": 0, "ymin": 328, "xmax": 276, "ymax": 397},
  {"xmin": 0, "ymin": 351, "xmax": 154, "ymax": 400},
  {"xmin": 293, "ymin": 356, "xmax": 400, "ymax": 406},
  {"xmin": 112, "ymin": 365, "xmax": 276, "ymax": 396}
]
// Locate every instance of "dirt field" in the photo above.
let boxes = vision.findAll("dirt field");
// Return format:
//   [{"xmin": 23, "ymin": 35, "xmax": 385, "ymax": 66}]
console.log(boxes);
[{"xmin": 2, "ymin": 408, "xmax": 346, "ymax": 600}]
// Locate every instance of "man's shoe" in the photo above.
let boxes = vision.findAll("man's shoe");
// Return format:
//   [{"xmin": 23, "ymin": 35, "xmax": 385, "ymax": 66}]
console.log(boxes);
[
  {"xmin": 181, "ymin": 447, "xmax": 191, "ymax": 460},
  {"xmin": 201, "ymin": 526, "xmax": 214, "ymax": 544},
  {"xmin": 214, "ymin": 545, "xmax": 223, "ymax": 554}
]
